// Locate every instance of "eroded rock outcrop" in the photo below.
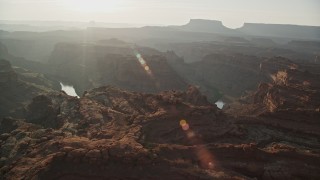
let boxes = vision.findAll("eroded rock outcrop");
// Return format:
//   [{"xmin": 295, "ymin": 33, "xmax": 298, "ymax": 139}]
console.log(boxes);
[
  {"xmin": 1, "ymin": 86, "xmax": 228, "ymax": 179},
  {"xmin": 226, "ymin": 61, "xmax": 320, "ymax": 138},
  {"xmin": 1, "ymin": 85, "xmax": 320, "ymax": 179}
]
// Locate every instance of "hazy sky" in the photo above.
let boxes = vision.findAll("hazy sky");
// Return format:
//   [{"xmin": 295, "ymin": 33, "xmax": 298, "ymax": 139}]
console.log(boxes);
[{"xmin": 0, "ymin": 0, "xmax": 319, "ymax": 28}]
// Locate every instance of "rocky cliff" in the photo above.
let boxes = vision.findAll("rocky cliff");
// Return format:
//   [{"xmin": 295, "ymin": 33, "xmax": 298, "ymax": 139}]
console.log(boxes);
[
  {"xmin": 0, "ymin": 59, "xmax": 59, "ymax": 119},
  {"xmin": 1, "ymin": 84, "xmax": 320, "ymax": 179},
  {"xmin": 226, "ymin": 60, "xmax": 320, "ymax": 136},
  {"xmin": 167, "ymin": 53, "xmax": 270, "ymax": 101},
  {"xmin": 48, "ymin": 42, "xmax": 188, "ymax": 94}
]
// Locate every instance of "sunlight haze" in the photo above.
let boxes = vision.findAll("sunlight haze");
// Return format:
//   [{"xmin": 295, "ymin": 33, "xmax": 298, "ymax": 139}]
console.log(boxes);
[
  {"xmin": 0, "ymin": 0, "xmax": 319, "ymax": 28},
  {"xmin": 1, "ymin": 0, "xmax": 320, "ymax": 179}
]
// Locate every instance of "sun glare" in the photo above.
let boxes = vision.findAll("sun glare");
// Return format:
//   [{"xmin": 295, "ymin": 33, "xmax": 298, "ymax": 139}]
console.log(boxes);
[{"xmin": 61, "ymin": 0, "xmax": 121, "ymax": 13}]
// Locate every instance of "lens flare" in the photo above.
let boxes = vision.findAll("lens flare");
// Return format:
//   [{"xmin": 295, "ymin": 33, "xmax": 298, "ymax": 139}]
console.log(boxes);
[
  {"xmin": 182, "ymin": 124, "xmax": 189, "ymax": 131},
  {"xmin": 187, "ymin": 131, "xmax": 195, "ymax": 138},
  {"xmin": 179, "ymin": 118, "xmax": 215, "ymax": 169},
  {"xmin": 135, "ymin": 52, "xmax": 153, "ymax": 76},
  {"xmin": 180, "ymin": 119, "xmax": 190, "ymax": 131},
  {"xmin": 180, "ymin": 119, "xmax": 187, "ymax": 126},
  {"xmin": 132, "ymin": 49, "xmax": 161, "ymax": 90}
]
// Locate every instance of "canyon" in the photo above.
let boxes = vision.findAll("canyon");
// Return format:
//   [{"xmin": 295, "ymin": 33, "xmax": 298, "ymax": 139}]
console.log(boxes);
[{"xmin": 0, "ymin": 19, "xmax": 319, "ymax": 179}]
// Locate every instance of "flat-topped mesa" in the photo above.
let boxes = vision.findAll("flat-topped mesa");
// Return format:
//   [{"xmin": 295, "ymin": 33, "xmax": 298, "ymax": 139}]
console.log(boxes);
[
  {"xmin": 0, "ymin": 59, "xmax": 17, "ymax": 84},
  {"xmin": 238, "ymin": 23, "xmax": 320, "ymax": 40},
  {"xmin": 188, "ymin": 19, "xmax": 224, "ymax": 26},
  {"xmin": 180, "ymin": 19, "xmax": 236, "ymax": 34}
]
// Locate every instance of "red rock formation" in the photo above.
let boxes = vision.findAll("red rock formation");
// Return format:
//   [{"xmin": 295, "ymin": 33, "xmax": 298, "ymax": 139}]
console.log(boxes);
[
  {"xmin": 1, "ymin": 84, "xmax": 320, "ymax": 179},
  {"xmin": 227, "ymin": 61, "xmax": 320, "ymax": 139}
]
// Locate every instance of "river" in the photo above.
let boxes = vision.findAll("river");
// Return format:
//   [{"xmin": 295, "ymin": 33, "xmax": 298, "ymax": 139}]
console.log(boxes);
[
  {"xmin": 215, "ymin": 100, "xmax": 225, "ymax": 109},
  {"xmin": 60, "ymin": 82, "xmax": 79, "ymax": 98}
]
